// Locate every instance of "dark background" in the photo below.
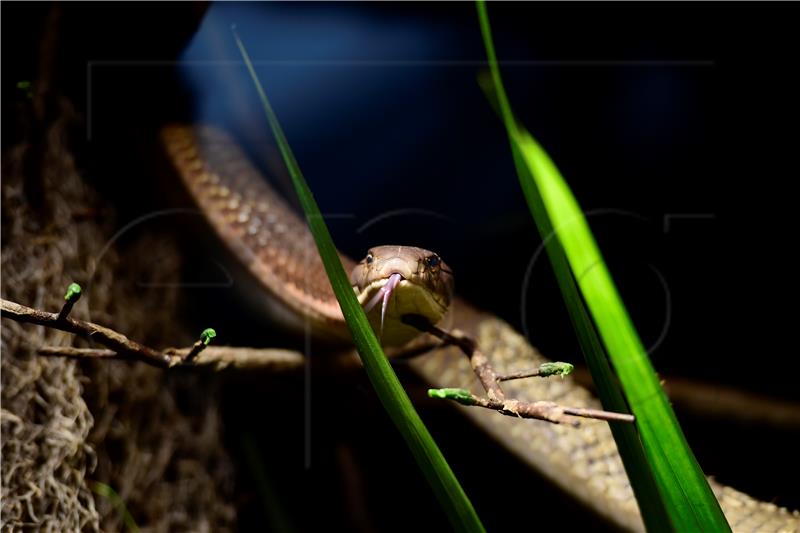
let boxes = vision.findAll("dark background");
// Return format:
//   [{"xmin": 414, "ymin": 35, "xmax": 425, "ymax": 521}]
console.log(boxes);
[{"xmin": 3, "ymin": 2, "xmax": 798, "ymax": 531}]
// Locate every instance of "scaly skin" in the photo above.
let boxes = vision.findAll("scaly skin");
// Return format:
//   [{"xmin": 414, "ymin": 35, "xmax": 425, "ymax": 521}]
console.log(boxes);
[{"xmin": 161, "ymin": 124, "xmax": 800, "ymax": 532}]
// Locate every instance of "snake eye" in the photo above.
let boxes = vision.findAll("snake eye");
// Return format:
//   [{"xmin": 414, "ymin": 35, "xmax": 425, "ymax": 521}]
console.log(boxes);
[
  {"xmin": 365, "ymin": 253, "xmax": 374, "ymax": 264},
  {"xmin": 426, "ymin": 254, "xmax": 441, "ymax": 269}
]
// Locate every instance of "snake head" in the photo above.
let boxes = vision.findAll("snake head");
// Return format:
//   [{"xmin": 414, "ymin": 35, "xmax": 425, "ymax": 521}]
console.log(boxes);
[{"xmin": 350, "ymin": 245, "xmax": 454, "ymax": 346}]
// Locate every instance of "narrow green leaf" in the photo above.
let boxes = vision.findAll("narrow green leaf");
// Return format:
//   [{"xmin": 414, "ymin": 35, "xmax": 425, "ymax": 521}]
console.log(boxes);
[
  {"xmin": 241, "ymin": 433, "xmax": 296, "ymax": 533},
  {"xmin": 476, "ymin": 2, "xmax": 730, "ymax": 531},
  {"xmin": 233, "ymin": 27, "xmax": 484, "ymax": 533},
  {"xmin": 501, "ymin": 127, "xmax": 673, "ymax": 530},
  {"xmin": 93, "ymin": 482, "xmax": 139, "ymax": 533}
]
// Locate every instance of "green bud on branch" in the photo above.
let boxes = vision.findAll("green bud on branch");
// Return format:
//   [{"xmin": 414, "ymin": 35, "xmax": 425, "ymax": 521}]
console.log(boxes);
[
  {"xmin": 428, "ymin": 388, "xmax": 477, "ymax": 405},
  {"xmin": 64, "ymin": 283, "xmax": 82, "ymax": 302},
  {"xmin": 58, "ymin": 282, "xmax": 82, "ymax": 320},
  {"xmin": 538, "ymin": 362, "xmax": 574, "ymax": 378},
  {"xmin": 200, "ymin": 328, "xmax": 217, "ymax": 346}
]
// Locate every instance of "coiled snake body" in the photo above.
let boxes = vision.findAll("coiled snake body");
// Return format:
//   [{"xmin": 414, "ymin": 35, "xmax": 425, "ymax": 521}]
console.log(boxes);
[{"xmin": 161, "ymin": 124, "xmax": 799, "ymax": 532}]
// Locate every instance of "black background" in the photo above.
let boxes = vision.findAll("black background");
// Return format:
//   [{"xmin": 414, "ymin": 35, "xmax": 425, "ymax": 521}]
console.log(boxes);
[{"xmin": 3, "ymin": 2, "xmax": 798, "ymax": 531}]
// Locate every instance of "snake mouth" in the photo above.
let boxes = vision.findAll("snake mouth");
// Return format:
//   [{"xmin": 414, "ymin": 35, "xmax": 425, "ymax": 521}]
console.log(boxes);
[
  {"xmin": 363, "ymin": 273, "xmax": 402, "ymax": 311},
  {"xmin": 355, "ymin": 273, "xmax": 447, "ymax": 339},
  {"xmin": 362, "ymin": 273, "xmax": 402, "ymax": 336}
]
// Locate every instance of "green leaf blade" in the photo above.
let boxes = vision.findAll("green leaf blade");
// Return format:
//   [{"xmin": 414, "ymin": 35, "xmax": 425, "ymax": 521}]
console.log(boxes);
[
  {"xmin": 476, "ymin": 2, "xmax": 731, "ymax": 531},
  {"xmin": 233, "ymin": 28, "xmax": 484, "ymax": 533}
]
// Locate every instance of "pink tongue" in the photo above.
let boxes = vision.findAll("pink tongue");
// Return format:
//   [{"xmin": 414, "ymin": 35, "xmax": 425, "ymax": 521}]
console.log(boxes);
[{"xmin": 363, "ymin": 273, "xmax": 402, "ymax": 336}]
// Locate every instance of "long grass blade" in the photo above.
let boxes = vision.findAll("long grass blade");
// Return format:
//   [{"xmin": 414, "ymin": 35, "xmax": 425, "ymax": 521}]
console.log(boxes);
[
  {"xmin": 92, "ymin": 482, "xmax": 140, "ymax": 533},
  {"xmin": 232, "ymin": 27, "xmax": 485, "ymax": 533},
  {"xmin": 475, "ymin": 2, "xmax": 730, "ymax": 531}
]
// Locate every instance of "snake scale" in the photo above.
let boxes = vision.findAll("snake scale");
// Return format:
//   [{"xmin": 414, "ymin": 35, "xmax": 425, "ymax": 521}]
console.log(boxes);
[{"xmin": 161, "ymin": 124, "xmax": 799, "ymax": 532}]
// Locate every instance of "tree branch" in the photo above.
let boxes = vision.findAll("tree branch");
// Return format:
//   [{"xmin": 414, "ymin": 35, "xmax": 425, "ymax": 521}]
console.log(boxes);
[
  {"xmin": 2, "ymin": 297, "xmax": 305, "ymax": 370},
  {"xmin": 403, "ymin": 314, "xmax": 635, "ymax": 425},
  {"xmin": 3, "ymin": 298, "xmax": 171, "ymax": 366},
  {"xmin": 36, "ymin": 345, "xmax": 305, "ymax": 371}
]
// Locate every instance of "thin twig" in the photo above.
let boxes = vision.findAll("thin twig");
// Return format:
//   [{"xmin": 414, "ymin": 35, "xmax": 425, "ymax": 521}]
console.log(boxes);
[
  {"xmin": 404, "ymin": 313, "xmax": 635, "ymax": 425},
  {"xmin": 37, "ymin": 345, "xmax": 306, "ymax": 371},
  {"xmin": 3, "ymin": 298, "xmax": 171, "ymax": 367},
  {"xmin": 402, "ymin": 314, "xmax": 505, "ymax": 400},
  {"xmin": 497, "ymin": 362, "xmax": 574, "ymax": 382},
  {"xmin": 562, "ymin": 406, "xmax": 635, "ymax": 424},
  {"xmin": 3, "ymin": 297, "xmax": 306, "ymax": 370},
  {"xmin": 497, "ymin": 369, "xmax": 542, "ymax": 381},
  {"xmin": 428, "ymin": 387, "xmax": 635, "ymax": 424},
  {"xmin": 38, "ymin": 347, "xmax": 118, "ymax": 359},
  {"xmin": 183, "ymin": 340, "xmax": 207, "ymax": 363},
  {"xmin": 428, "ymin": 388, "xmax": 573, "ymax": 424}
]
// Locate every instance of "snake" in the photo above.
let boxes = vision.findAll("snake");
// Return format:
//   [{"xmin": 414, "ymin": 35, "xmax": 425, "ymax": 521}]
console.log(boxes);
[{"xmin": 160, "ymin": 123, "xmax": 799, "ymax": 532}]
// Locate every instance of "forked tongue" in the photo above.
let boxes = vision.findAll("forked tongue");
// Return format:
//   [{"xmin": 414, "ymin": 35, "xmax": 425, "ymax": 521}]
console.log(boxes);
[{"xmin": 363, "ymin": 273, "xmax": 402, "ymax": 337}]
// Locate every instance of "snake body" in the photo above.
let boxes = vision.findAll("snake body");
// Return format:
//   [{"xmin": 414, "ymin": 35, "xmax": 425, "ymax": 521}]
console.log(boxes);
[{"xmin": 161, "ymin": 124, "xmax": 799, "ymax": 532}]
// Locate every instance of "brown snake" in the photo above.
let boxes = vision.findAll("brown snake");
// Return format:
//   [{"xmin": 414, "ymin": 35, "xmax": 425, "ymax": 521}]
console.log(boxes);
[{"xmin": 161, "ymin": 124, "xmax": 799, "ymax": 532}]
